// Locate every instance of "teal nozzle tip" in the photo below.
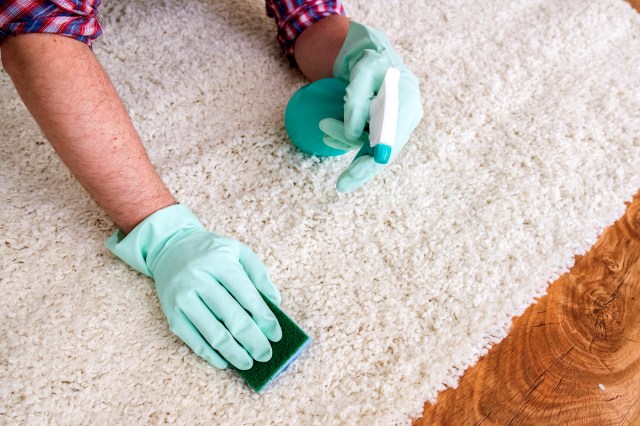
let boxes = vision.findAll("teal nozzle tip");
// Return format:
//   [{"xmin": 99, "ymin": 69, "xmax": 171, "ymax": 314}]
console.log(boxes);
[{"xmin": 373, "ymin": 144, "xmax": 392, "ymax": 164}]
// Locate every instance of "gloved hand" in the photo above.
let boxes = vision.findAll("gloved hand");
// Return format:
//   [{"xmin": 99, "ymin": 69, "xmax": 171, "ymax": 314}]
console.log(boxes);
[
  {"xmin": 323, "ymin": 21, "xmax": 424, "ymax": 192},
  {"xmin": 105, "ymin": 204, "xmax": 282, "ymax": 370}
]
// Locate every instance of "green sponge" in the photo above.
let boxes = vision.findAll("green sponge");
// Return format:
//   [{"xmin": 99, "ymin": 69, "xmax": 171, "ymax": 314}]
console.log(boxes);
[{"xmin": 234, "ymin": 294, "xmax": 311, "ymax": 393}]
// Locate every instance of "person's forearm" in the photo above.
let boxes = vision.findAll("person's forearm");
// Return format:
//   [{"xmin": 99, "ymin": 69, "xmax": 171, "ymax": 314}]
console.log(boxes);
[
  {"xmin": 1, "ymin": 34, "xmax": 176, "ymax": 234},
  {"xmin": 294, "ymin": 15, "xmax": 350, "ymax": 82}
]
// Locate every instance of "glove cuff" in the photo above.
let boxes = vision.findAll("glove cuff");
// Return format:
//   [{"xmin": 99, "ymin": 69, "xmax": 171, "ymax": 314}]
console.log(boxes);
[
  {"xmin": 105, "ymin": 204, "xmax": 203, "ymax": 277},
  {"xmin": 333, "ymin": 21, "xmax": 403, "ymax": 81}
]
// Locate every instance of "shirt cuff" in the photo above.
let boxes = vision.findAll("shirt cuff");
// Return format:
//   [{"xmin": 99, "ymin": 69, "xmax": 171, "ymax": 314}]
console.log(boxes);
[
  {"xmin": 0, "ymin": 0, "xmax": 103, "ymax": 47},
  {"xmin": 266, "ymin": 0, "xmax": 346, "ymax": 63}
]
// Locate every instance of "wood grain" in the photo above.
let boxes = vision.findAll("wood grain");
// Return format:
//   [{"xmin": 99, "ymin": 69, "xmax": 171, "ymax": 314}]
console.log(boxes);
[
  {"xmin": 414, "ymin": 193, "xmax": 640, "ymax": 425},
  {"xmin": 413, "ymin": 4, "xmax": 640, "ymax": 424}
]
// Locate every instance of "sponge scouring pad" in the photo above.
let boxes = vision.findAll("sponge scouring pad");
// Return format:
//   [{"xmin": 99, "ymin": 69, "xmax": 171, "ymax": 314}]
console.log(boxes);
[{"xmin": 234, "ymin": 295, "xmax": 311, "ymax": 393}]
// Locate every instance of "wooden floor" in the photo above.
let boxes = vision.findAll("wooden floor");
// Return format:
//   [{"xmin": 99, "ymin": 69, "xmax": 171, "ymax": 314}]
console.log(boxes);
[
  {"xmin": 415, "ymin": 193, "xmax": 640, "ymax": 424},
  {"xmin": 415, "ymin": 3, "xmax": 640, "ymax": 424}
]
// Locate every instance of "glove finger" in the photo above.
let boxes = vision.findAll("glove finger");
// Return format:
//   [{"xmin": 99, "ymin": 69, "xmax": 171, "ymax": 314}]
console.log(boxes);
[
  {"xmin": 169, "ymin": 311, "xmax": 229, "ymax": 369},
  {"xmin": 237, "ymin": 243, "xmax": 281, "ymax": 307},
  {"xmin": 319, "ymin": 118, "xmax": 368, "ymax": 148},
  {"xmin": 215, "ymin": 258, "xmax": 283, "ymax": 343},
  {"xmin": 337, "ymin": 71, "xmax": 423, "ymax": 193},
  {"xmin": 395, "ymin": 72, "xmax": 424, "ymax": 149},
  {"xmin": 179, "ymin": 294, "xmax": 254, "ymax": 370},
  {"xmin": 323, "ymin": 135, "xmax": 359, "ymax": 151},
  {"xmin": 343, "ymin": 51, "xmax": 388, "ymax": 140},
  {"xmin": 200, "ymin": 286, "xmax": 273, "ymax": 363},
  {"xmin": 336, "ymin": 153, "xmax": 386, "ymax": 193}
]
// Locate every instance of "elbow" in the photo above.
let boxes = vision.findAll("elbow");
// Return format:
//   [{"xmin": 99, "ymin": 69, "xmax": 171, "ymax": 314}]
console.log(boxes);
[{"xmin": 1, "ymin": 38, "xmax": 20, "ymax": 78}]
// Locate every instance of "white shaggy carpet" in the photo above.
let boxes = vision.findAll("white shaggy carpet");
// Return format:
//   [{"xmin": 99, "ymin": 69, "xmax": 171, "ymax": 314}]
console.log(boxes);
[{"xmin": 2, "ymin": 0, "xmax": 640, "ymax": 424}]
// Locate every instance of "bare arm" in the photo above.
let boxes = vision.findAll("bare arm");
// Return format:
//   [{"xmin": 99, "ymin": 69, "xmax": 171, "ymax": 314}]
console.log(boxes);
[
  {"xmin": 0, "ymin": 17, "xmax": 348, "ymax": 234},
  {"xmin": 294, "ymin": 14, "xmax": 350, "ymax": 82},
  {"xmin": 1, "ymin": 34, "xmax": 176, "ymax": 234}
]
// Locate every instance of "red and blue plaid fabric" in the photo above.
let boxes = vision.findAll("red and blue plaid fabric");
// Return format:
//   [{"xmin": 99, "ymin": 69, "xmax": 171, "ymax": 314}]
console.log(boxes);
[
  {"xmin": 265, "ymin": 0, "xmax": 345, "ymax": 60},
  {"xmin": 0, "ymin": 0, "xmax": 344, "ymax": 57},
  {"xmin": 0, "ymin": 0, "xmax": 102, "ymax": 46}
]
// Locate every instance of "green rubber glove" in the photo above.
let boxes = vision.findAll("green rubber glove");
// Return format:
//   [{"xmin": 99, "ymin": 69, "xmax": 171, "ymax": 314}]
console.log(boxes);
[
  {"xmin": 105, "ymin": 204, "xmax": 282, "ymax": 370},
  {"xmin": 324, "ymin": 21, "xmax": 424, "ymax": 192}
]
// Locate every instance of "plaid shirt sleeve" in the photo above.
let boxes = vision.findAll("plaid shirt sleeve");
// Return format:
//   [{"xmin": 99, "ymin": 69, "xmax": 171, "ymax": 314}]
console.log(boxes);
[
  {"xmin": 265, "ymin": 0, "xmax": 345, "ymax": 62},
  {"xmin": 0, "ymin": 0, "xmax": 103, "ymax": 47}
]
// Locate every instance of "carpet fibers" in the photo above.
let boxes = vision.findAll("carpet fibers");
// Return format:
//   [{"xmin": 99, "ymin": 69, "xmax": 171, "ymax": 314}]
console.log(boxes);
[{"xmin": 1, "ymin": 0, "xmax": 640, "ymax": 424}]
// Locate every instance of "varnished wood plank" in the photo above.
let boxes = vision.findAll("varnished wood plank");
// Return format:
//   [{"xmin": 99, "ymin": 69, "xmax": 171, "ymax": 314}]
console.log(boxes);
[
  {"xmin": 414, "ymin": 194, "xmax": 640, "ymax": 425},
  {"xmin": 414, "ymin": 3, "xmax": 640, "ymax": 424}
]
